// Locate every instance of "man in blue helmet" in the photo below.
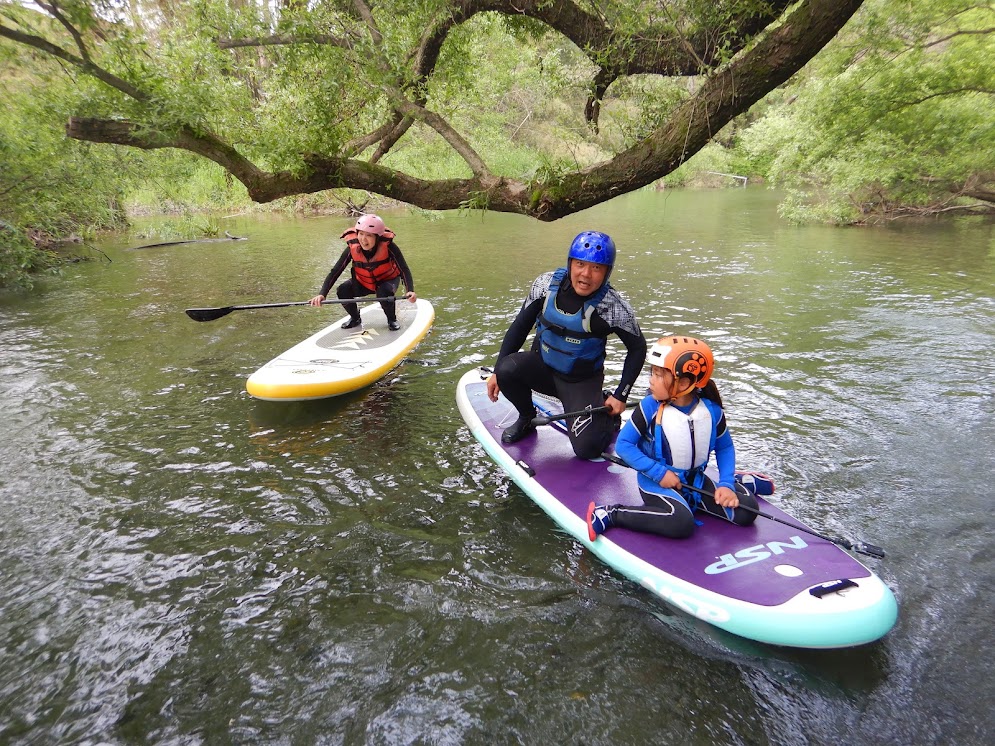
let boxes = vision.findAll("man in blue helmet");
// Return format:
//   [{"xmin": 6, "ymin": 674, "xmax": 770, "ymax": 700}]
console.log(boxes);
[{"xmin": 486, "ymin": 231, "xmax": 647, "ymax": 459}]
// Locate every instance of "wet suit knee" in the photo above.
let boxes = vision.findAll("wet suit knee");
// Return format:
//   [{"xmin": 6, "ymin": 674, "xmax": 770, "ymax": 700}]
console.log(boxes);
[
  {"xmin": 568, "ymin": 419, "xmax": 614, "ymax": 460},
  {"xmin": 731, "ymin": 482, "xmax": 759, "ymax": 527},
  {"xmin": 337, "ymin": 280, "xmax": 361, "ymax": 321},
  {"xmin": 376, "ymin": 280, "xmax": 400, "ymax": 322}
]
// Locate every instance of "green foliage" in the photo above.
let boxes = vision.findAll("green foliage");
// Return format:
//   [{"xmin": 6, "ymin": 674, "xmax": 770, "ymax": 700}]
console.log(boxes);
[
  {"xmin": 132, "ymin": 215, "xmax": 222, "ymax": 241},
  {"xmin": 0, "ymin": 23, "xmax": 252, "ymax": 288},
  {"xmin": 736, "ymin": 0, "xmax": 995, "ymax": 223},
  {"xmin": 0, "ymin": 222, "xmax": 59, "ymax": 291},
  {"xmin": 4, "ymin": 0, "xmax": 990, "ymax": 234},
  {"xmin": 664, "ymin": 142, "xmax": 747, "ymax": 188},
  {"xmin": 387, "ymin": 16, "xmax": 607, "ymax": 181},
  {"xmin": 122, "ymin": 151, "xmax": 251, "ymax": 215},
  {"xmin": 500, "ymin": 14, "xmax": 553, "ymax": 45},
  {"xmin": 458, "ymin": 190, "xmax": 490, "ymax": 213},
  {"xmin": 600, "ymin": 75, "xmax": 690, "ymax": 150},
  {"xmin": 0, "ymin": 52, "xmax": 128, "ymax": 287}
]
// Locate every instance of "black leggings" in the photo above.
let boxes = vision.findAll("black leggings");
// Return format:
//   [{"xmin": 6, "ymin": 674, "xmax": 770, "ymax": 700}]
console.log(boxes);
[
  {"xmin": 611, "ymin": 479, "xmax": 759, "ymax": 539},
  {"xmin": 495, "ymin": 350, "xmax": 613, "ymax": 460},
  {"xmin": 337, "ymin": 277, "xmax": 401, "ymax": 322}
]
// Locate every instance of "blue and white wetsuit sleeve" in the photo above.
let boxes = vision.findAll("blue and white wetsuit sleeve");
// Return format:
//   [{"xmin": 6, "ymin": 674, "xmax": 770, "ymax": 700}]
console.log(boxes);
[
  {"xmin": 712, "ymin": 416, "xmax": 736, "ymax": 490},
  {"xmin": 615, "ymin": 402, "xmax": 668, "ymax": 485}
]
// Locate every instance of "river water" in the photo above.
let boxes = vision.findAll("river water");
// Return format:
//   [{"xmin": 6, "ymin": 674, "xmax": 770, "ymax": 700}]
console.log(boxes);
[{"xmin": 1, "ymin": 188, "xmax": 992, "ymax": 745}]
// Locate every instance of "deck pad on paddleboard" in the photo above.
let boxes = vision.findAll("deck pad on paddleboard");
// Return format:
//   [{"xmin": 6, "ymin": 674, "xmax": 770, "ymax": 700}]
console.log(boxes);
[
  {"xmin": 457, "ymin": 367, "xmax": 897, "ymax": 648},
  {"xmin": 308, "ymin": 307, "xmax": 421, "ymax": 352},
  {"xmin": 246, "ymin": 299, "xmax": 434, "ymax": 401}
]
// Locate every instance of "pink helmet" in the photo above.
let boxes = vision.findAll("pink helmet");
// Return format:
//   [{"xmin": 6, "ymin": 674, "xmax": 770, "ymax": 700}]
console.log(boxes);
[{"xmin": 354, "ymin": 214, "xmax": 386, "ymax": 236}]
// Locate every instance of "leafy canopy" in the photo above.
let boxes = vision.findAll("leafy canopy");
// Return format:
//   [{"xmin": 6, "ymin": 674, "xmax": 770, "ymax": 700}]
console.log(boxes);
[
  {"xmin": 1, "ymin": 0, "xmax": 863, "ymax": 220},
  {"xmin": 737, "ymin": 0, "xmax": 995, "ymax": 223}
]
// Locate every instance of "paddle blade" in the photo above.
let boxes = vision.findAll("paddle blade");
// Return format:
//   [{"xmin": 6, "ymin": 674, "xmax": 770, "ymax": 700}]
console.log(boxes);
[{"xmin": 185, "ymin": 306, "xmax": 233, "ymax": 322}]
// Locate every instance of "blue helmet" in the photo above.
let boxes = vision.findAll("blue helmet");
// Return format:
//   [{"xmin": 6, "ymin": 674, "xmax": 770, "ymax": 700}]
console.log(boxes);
[{"xmin": 568, "ymin": 231, "xmax": 616, "ymax": 273}]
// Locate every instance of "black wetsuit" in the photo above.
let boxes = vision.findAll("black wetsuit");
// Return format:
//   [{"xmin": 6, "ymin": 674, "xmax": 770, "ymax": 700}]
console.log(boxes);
[{"xmin": 494, "ymin": 270, "xmax": 646, "ymax": 459}]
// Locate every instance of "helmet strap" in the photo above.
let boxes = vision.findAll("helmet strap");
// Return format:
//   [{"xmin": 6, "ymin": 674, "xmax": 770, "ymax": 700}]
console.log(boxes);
[{"xmin": 669, "ymin": 374, "xmax": 696, "ymax": 401}]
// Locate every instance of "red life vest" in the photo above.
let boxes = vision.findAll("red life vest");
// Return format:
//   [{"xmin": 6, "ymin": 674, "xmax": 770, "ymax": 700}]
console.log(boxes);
[{"xmin": 342, "ymin": 228, "xmax": 401, "ymax": 291}]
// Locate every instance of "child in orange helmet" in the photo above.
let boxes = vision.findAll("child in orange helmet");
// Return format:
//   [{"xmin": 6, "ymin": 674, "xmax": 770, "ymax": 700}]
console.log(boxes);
[{"xmin": 587, "ymin": 336, "xmax": 760, "ymax": 540}]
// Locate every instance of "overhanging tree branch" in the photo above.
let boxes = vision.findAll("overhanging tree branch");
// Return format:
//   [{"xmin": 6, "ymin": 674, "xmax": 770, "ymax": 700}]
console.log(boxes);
[
  {"xmin": 530, "ymin": 0, "xmax": 869, "ymax": 218},
  {"xmin": 65, "ymin": 117, "xmax": 272, "ymax": 192},
  {"xmin": 925, "ymin": 27, "xmax": 995, "ymax": 48},
  {"xmin": 386, "ymin": 91, "xmax": 491, "ymax": 179},
  {"xmin": 0, "ymin": 22, "xmax": 148, "ymax": 101},
  {"xmin": 18, "ymin": 0, "xmax": 873, "ymax": 221}
]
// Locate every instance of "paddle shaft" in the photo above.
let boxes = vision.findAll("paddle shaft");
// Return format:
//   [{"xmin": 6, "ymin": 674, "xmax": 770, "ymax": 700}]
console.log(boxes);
[
  {"xmin": 531, "ymin": 399, "xmax": 638, "ymax": 426},
  {"xmin": 677, "ymin": 480, "xmax": 885, "ymax": 558},
  {"xmin": 185, "ymin": 296, "xmax": 409, "ymax": 322},
  {"xmin": 599, "ymin": 452, "xmax": 885, "ymax": 558},
  {"xmin": 532, "ymin": 405, "xmax": 607, "ymax": 426}
]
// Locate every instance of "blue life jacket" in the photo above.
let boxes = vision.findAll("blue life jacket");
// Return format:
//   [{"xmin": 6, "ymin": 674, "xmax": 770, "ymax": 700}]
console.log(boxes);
[{"xmin": 536, "ymin": 267, "xmax": 610, "ymax": 375}]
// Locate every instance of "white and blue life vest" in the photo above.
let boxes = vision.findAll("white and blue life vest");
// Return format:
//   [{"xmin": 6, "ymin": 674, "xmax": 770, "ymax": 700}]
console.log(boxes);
[
  {"xmin": 535, "ymin": 267, "xmax": 610, "ymax": 375},
  {"xmin": 653, "ymin": 398, "xmax": 716, "ymax": 475}
]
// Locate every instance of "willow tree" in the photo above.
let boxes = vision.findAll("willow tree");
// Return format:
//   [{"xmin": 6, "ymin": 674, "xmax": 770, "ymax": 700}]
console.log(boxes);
[
  {"xmin": 738, "ymin": 0, "xmax": 995, "ymax": 223},
  {"xmin": 1, "ymin": 0, "xmax": 866, "ymax": 221}
]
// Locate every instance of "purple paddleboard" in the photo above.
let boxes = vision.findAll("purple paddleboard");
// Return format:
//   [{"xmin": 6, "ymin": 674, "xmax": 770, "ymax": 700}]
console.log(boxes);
[{"xmin": 457, "ymin": 368, "xmax": 897, "ymax": 648}]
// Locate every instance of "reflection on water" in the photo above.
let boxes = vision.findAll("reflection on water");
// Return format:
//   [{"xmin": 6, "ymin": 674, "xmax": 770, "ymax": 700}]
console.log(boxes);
[{"xmin": 1, "ymin": 191, "xmax": 993, "ymax": 743}]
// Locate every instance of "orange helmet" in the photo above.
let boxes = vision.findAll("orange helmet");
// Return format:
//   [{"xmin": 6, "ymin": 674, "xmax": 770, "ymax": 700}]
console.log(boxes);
[{"xmin": 647, "ymin": 336, "xmax": 714, "ymax": 398}]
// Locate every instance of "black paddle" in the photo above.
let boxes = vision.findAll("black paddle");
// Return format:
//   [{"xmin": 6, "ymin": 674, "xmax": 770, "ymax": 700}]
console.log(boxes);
[
  {"xmin": 531, "ymin": 400, "xmax": 638, "ymax": 426},
  {"xmin": 185, "ymin": 297, "xmax": 403, "ymax": 322},
  {"xmin": 597, "ymin": 451, "xmax": 886, "ymax": 558},
  {"xmin": 676, "ymin": 480, "xmax": 886, "ymax": 558}
]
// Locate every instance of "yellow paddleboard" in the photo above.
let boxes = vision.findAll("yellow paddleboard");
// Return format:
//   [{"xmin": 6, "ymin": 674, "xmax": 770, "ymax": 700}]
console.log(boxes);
[{"xmin": 245, "ymin": 299, "xmax": 434, "ymax": 401}]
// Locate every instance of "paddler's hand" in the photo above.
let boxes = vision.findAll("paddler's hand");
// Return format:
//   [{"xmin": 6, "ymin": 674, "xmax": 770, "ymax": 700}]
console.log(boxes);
[
  {"xmin": 486, "ymin": 374, "xmax": 500, "ymax": 402},
  {"xmin": 308, "ymin": 294, "xmax": 325, "ymax": 307},
  {"xmin": 603, "ymin": 395, "xmax": 626, "ymax": 416},
  {"xmin": 714, "ymin": 486, "xmax": 739, "ymax": 508},
  {"xmin": 659, "ymin": 470, "xmax": 681, "ymax": 490},
  {"xmin": 404, "ymin": 291, "xmax": 417, "ymax": 303}
]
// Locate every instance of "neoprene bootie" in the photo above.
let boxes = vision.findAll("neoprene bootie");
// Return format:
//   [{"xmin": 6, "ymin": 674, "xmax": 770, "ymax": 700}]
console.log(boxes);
[
  {"xmin": 501, "ymin": 416, "xmax": 536, "ymax": 444},
  {"xmin": 587, "ymin": 502, "xmax": 615, "ymax": 541}
]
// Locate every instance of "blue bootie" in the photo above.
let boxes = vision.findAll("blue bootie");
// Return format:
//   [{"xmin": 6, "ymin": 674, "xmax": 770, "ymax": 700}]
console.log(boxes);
[
  {"xmin": 735, "ymin": 471, "xmax": 775, "ymax": 496},
  {"xmin": 587, "ymin": 502, "xmax": 614, "ymax": 541}
]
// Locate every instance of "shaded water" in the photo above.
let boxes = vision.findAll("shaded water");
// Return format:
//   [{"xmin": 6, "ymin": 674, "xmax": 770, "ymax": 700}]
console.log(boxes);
[{"xmin": 1, "ymin": 189, "xmax": 993, "ymax": 744}]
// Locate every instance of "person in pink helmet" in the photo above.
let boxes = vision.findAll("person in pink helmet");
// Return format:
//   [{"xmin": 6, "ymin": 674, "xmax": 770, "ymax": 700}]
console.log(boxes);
[{"xmin": 308, "ymin": 214, "xmax": 417, "ymax": 330}]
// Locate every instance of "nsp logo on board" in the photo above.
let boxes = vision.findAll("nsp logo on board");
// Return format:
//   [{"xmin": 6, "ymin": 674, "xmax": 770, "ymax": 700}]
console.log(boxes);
[{"xmin": 705, "ymin": 536, "xmax": 808, "ymax": 575}]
